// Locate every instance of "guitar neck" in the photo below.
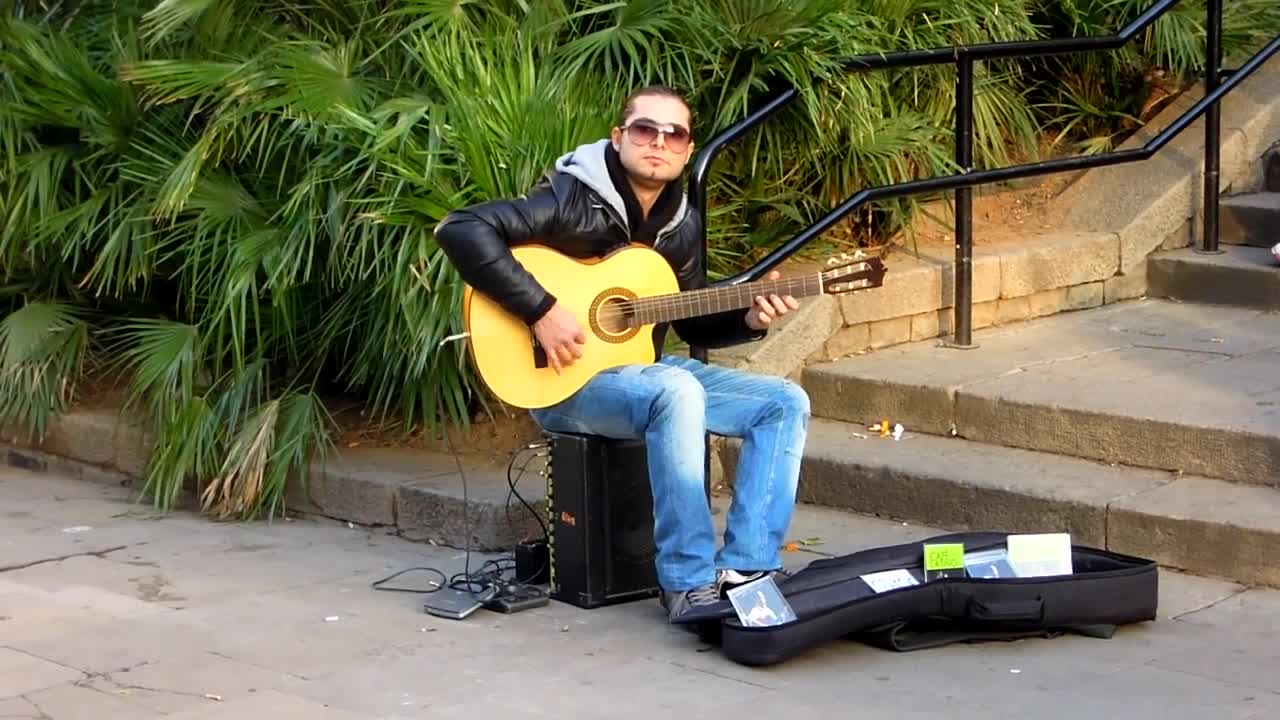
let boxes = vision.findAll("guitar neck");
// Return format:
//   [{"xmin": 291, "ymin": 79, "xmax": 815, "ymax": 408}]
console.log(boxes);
[{"xmin": 632, "ymin": 274, "xmax": 826, "ymax": 326}]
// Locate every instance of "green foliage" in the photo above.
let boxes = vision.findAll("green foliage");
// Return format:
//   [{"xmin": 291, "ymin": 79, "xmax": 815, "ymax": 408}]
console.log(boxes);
[
  {"xmin": 1027, "ymin": 0, "xmax": 1280, "ymax": 154},
  {"xmin": 0, "ymin": 301, "xmax": 92, "ymax": 442},
  {"xmin": 0, "ymin": 0, "xmax": 1275, "ymax": 517}
]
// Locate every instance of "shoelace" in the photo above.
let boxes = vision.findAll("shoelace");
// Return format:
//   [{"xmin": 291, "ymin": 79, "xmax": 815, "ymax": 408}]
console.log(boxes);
[{"xmin": 687, "ymin": 584, "xmax": 720, "ymax": 606}]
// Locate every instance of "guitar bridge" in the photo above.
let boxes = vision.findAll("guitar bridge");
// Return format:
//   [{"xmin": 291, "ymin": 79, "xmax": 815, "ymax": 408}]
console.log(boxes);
[{"xmin": 533, "ymin": 340, "xmax": 548, "ymax": 369}]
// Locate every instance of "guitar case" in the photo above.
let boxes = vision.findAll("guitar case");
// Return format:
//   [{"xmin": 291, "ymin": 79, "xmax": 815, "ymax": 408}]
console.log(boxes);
[{"xmin": 672, "ymin": 531, "xmax": 1159, "ymax": 666}]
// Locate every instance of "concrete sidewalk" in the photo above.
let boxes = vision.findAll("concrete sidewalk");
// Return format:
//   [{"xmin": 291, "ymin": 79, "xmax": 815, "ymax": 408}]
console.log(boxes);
[{"xmin": 2, "ymin": 468, "xmax": 1277, "ymax": 719}]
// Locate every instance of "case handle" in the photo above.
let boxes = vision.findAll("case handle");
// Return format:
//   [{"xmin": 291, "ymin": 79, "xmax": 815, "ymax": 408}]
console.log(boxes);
[{"xmin": 968, "ymin": 597, "xmax": 1044, "ymax": 622}]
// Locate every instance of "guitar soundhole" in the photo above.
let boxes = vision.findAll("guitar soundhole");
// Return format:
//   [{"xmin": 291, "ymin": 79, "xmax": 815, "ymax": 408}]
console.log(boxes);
[{"xmin": 589, "ymin": 289, "xmax": 640, "ymax": 344}]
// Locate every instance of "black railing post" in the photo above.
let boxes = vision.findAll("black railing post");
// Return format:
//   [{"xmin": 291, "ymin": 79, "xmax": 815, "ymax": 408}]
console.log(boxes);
[
  {"xmin": 689, "ymin": 174, "xmax": 711, "ymax": 507},
  {"xmin": 689, "ymin": 158, "xmax": 711, "ymax": 368},
  {"xmin": 690, "ymin": 190, "xmax": 711, "ymax": 507},
  {"xmin": 1199, "ymin": 0, "xmax": 1224, "ymax": 254},
  {"xmin": 950, "ymin": 54, "xmax": 977, "ymax": 348},
  {"xmin": 688, "ymin": 179, "xmax": 709, "ymax": 364}
]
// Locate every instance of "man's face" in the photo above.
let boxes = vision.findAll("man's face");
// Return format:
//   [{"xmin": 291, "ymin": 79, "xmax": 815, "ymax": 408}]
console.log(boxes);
[{"xmin": 611, "ymin": 94, "xmax": 695, "ymax": 187}]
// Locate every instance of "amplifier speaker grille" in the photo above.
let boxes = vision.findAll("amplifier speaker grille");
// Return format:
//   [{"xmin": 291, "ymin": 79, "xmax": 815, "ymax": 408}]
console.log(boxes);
[{"xmin": 543, "ymin": 430, "xmax": 659, "ymax": 609}]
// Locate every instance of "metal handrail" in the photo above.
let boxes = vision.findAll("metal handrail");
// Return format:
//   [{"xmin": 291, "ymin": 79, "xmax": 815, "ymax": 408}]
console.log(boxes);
[{"xmin": 688, "ymin": 0, "xmax": 1277, "ymax": 352}]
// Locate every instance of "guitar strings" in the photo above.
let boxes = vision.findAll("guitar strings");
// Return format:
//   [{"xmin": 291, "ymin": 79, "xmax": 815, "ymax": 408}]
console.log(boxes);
[
  {"xmin": 594, "ymin": 276, "xmax": 827, "ymax": 317},
  {"xmin": 595, "ymin": 274, "xmax": 825, "ymax": 324}
]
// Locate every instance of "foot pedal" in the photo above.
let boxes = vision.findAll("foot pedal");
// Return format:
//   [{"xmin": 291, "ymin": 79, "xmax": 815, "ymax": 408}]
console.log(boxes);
[{"xmin": 484, "ymin": 587, "xmax": 550, "ymax": 614}]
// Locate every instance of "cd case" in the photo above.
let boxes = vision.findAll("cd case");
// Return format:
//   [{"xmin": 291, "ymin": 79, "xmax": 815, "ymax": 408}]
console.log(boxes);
[
  {"xmin": 963, "ymin": 548, "xmax": 1017, "ymax": 579},
  {"xmin": 726, "ymin": 575, "xmax": 797, "ymax": 628}
]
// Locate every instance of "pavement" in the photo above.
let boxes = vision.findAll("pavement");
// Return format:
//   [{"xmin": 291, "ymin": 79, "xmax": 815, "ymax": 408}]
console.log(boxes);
[{"xmin": 3, "ymin": 467, "xmax": 1279, "ymax": 720}]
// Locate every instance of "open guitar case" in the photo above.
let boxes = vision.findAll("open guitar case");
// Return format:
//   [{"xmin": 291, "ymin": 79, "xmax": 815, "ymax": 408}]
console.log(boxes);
[{"xmin": 672, "ymin": 531, "xmax": 1159, "ymax": 666}]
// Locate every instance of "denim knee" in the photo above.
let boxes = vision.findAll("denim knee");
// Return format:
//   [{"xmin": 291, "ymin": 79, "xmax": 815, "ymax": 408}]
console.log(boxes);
[
  {"xmin": 646, "ymin": 366, "xmax": 706, "ymax": 421},
  {"xmin": 777, "ymin": 379, "xmax": 811, "ymax": 419},
  {"xmin": 757, "ymin": 378, "xmax": 809, "ymax": 426}
]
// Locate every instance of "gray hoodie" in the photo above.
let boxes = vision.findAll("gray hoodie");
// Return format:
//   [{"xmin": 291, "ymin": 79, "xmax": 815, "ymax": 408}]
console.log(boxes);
[{"xmin": 552, "ymin": 139, "xmax": 689, "ymax": 246}]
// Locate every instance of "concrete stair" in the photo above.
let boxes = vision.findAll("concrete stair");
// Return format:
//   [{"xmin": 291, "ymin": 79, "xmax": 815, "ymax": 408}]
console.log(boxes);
[
  {"xmin": 1149, "ymin": 244, "xmax": 1279, "ymax": 310},
  {"xmin": 1221, "ymin": 192, "xmax": 1280, "ymax": 248},
  {"xmin": 1148, "ymin": 189, "xmax": 1279, "ymax": 311},
  {"xmin": 721, "ymin": 298, "xmax": 1280, "ymax": 588}
]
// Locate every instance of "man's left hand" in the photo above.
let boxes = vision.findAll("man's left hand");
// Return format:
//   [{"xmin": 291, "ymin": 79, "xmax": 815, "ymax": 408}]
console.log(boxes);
[{"xmin": 745, "ymin": 270, "xmax": 801, "ymax": 331}]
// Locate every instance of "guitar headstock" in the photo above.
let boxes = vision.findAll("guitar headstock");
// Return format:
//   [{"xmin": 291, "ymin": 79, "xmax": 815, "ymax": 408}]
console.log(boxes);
[{"xmin": 820, "ymin": 251, "xmax": 887, "ymax": 295}]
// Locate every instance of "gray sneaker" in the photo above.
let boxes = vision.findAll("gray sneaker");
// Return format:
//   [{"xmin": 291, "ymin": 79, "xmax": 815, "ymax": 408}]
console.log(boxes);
[{"xmin": 659, "ymin": 583, "xmax": 720, "ymax": 622}]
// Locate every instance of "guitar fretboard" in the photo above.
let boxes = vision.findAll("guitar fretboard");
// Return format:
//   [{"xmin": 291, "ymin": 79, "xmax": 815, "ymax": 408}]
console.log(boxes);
[{"xmin": 628, "ymin": 274, "xmax": 824, "ymax": 325}]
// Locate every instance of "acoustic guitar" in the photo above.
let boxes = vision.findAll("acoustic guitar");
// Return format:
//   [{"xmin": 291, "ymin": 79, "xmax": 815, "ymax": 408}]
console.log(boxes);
[{"xmin": 462, "ymin": 244, "xmax": 887, "ymax": 409}]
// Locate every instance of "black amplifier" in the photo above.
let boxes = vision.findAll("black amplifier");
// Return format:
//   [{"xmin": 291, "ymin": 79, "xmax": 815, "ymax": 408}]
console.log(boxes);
[{"xmin": 541, "ymin": 430, "xmax": 660, "ymax": 609}]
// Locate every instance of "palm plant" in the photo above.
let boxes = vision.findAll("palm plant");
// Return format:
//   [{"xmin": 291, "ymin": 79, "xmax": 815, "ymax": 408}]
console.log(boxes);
[
  {"xmin": 1, "ymin": 0, "xmax": 1276, "ymax": 520},
  {"xmin": 1026, "ymin": 0, "xmax": 1280, "ymax": 154}
]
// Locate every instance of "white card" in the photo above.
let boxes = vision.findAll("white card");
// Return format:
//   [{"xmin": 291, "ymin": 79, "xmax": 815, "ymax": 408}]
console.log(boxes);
[
  {"xmin": 1006, "ymin": 533, "xmax": 1073, "ymax": 577},
  {"xmin": 860, "ymin": 568, "xmax": 919, "ymax": 593}
]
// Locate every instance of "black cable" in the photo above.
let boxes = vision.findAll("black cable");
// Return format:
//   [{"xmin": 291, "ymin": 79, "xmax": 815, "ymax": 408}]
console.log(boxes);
[
  {"xmin": 506, "ymin": 443, "xmax": 549, "ymax": 540},
  {"xmin": 368, "ymin": 565, "xmax": 447, "ymax": 594},
  {"xmin": 446, "ymin": 429, "xmax": 479, "ymax": 598},
  {"xmin": 505, "ymin": 442, "xmax": 551, "ymax": 585},
  {"xmin": 371, "ymin": 439, "xmax": 552, "ymax": 608},
  {"xmin": 371, "ymin": 429, "xmax": 480, "ymax": 597}
]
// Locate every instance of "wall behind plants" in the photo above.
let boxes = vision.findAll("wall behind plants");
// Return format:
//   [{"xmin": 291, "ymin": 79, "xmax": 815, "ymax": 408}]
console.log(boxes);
[{"xmin": 1, "ymin": 0, "xmax": 1277, "ymax": 518}]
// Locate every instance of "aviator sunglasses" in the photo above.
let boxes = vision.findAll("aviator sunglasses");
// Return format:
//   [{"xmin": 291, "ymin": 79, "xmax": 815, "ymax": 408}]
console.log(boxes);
[{"xmin": 620, "ymin": 118, "xmax": 692, "ymax": 152}]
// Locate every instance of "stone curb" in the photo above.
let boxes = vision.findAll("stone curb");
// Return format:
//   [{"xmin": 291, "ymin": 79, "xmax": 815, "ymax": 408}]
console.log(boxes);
[
  {"xmin": 720, "ymin": 417, "xmax": 1280, "ymax": 588},
  {"xmin": 2, "ymin": 409, "xmax": 545, "ymax": 552},
  {"xmin": 285, "ymin": 446, "xmax": 546, "ymax": 552}
]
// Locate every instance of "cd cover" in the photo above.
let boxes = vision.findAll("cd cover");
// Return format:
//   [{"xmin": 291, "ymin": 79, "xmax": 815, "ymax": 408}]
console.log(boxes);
[{"xmin": 727, "ymin": 575, "xmax": 798, "ymax": 627}]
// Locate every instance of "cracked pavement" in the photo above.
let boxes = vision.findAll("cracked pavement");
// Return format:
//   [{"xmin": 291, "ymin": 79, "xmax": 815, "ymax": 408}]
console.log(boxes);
[{"xmin": 3, "ymin": 465, "xmax": 1279, "ymax": 719}]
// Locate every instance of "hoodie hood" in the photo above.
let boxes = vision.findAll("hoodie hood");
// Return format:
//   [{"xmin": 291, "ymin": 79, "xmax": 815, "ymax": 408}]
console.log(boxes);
[
  {"xmin": 553, "ymin": 138, "xmax": 688, "ymax": 242},
  {"xmin": 554, "ymin": 139, "xmax": 624, "ymax": 216}
]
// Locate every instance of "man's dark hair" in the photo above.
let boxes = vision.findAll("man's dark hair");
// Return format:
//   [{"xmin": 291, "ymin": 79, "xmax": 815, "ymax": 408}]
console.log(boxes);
[{"xmin": 618, "ymin": 85, "xmax": 692, "ymax": 128}]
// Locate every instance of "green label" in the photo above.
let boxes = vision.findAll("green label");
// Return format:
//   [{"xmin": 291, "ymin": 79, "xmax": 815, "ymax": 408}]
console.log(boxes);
[{"xmin": 923, "ymin": 543, "xmax": 965, "ymax": 570}]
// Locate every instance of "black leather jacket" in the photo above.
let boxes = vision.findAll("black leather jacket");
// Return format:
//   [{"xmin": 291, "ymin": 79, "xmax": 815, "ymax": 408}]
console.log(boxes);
[{"xmin": 434, "ymin": 139, "xmax": 763, "ymax": 360}]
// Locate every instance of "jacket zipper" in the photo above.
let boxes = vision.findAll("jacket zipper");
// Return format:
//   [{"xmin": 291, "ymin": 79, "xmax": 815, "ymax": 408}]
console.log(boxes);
[
  {"xmin": 653, "ymin": 196, "xmax": 689, "ymax": 249},
  {"xmin": 591, "ymin": 199, "xmax": 627, "ymax": 237},
  {"xmin": 593, "ymin": 195, "xmax": 686, "ymax": 249}
]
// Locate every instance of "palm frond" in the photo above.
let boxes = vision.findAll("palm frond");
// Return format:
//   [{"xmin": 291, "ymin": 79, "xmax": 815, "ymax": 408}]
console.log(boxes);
[
  {"xmin": 0, "ymin": 300, "xmax": 92, "ymax": 440},
  {"xmin": 201, "ymin": 389, "xmax": 332, "ymax": 520}
]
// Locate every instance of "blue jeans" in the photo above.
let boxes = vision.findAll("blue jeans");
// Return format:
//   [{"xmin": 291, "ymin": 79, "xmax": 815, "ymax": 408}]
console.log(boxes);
[{"xmin": 530, "ymin": 354, "xmax": 810, "ymax": 592}]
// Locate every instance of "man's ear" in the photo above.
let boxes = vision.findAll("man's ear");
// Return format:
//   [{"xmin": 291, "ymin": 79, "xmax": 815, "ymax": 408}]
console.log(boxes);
[{"xmin": 610, "ymin": 126, "xmax": 623, "ymax": 151}]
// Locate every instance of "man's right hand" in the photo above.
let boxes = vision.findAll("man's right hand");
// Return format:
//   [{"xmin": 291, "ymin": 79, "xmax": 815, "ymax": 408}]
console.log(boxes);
[{"xmin": 532, "ymin": 303, "xmax": 586, "ymax": 374}]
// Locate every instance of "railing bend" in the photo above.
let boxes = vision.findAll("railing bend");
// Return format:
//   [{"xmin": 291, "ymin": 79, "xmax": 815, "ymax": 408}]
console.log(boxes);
[{"xmin": 688, "ymin": 0, "xmax": 1280, "ymax": 355}]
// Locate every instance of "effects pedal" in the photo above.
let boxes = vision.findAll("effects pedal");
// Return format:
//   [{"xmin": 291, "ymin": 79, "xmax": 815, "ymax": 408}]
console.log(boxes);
[{"xmin": 482, "ymin": 584, "xmax": 549, "ymax": 614}]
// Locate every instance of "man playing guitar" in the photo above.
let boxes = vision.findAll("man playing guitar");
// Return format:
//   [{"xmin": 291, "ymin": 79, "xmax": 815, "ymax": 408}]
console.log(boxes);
[{"xmin": 435, "ymin": 85, "xmax": 810, "ymax": 623}]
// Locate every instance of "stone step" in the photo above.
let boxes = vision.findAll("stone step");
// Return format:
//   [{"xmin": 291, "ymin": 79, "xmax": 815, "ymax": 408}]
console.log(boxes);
[
  {"xmin": 719, "ymin": 416, "xmax": 1280, "ymax": 588},
  {"xmin": 801, "ymin": 299, "xmax": 1280, "ymax": 486},
  {"xmin": 1148, "ymin": 244, "xmax": 1280, "ymax": 310},
  {"xmin": 1221, "ymin": 192, "xmax": 1280, "ymax": 248}
]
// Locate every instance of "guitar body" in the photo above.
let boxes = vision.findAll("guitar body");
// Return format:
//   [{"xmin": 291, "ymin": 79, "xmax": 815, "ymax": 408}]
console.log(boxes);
[{"xmin": 463, "ymin": 244, "xmax": 680, "ymax": 409}]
